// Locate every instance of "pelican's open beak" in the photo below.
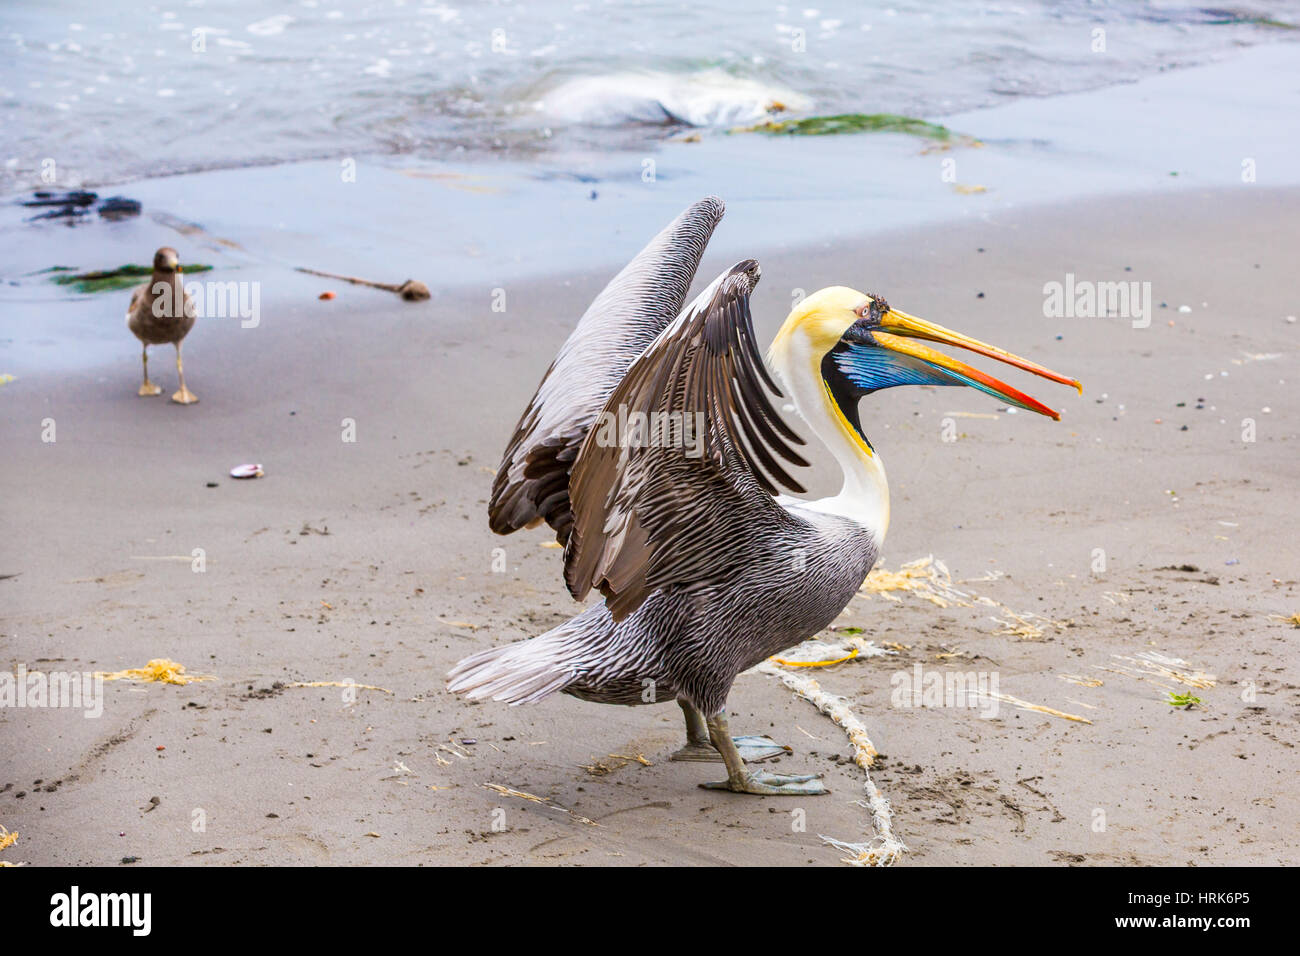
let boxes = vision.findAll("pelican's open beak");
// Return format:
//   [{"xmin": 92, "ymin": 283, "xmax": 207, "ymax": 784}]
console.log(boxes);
[{"xmin": 868, "ymin": 308, "xmax": 1082, "ymax": 420}]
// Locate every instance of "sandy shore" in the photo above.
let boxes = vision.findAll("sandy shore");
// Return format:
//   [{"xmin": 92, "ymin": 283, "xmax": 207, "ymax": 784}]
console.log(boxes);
[{"xmin": 1, "ymin": 185, "xmax": 1297, "ymax": 866}]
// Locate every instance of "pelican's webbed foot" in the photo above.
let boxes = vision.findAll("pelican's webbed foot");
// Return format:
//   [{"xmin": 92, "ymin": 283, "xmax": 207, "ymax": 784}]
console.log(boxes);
[
  {"xmin": 701, "ymin": 768, "xmax": 828, "ymax": 796},
  {"xmin": 671, "ymin": 735, "xmax": 790, "ymax": 763},
  {"xmin": 698, "ymin": 710, "xmax": 828, "ymax": 797},
  {"xmin": 671, "ymin": 700, "xmax": 791, "ymax": 764}
]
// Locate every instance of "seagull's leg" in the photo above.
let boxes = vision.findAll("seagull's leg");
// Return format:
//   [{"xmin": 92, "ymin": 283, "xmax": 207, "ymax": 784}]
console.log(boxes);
[
  {"xmin": 137, "ymin": 345, "xmax": 162, "ymax": 396},
  {"xmin": 170, "ymin": 341, "xmax": 198, "ymax": 404},
  {"xmin": 670, "ymin": 699, "xmax": 791, "ymax": 763},
  {"xmin": 700, "ymin": 710, "xmax": 827, "ymax": 796}
]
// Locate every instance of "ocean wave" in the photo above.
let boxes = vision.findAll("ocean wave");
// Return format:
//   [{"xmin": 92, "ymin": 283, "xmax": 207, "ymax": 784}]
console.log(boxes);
[{"xmin": 537, "ymin": 70, "xmax": 812, "ymax": 127}]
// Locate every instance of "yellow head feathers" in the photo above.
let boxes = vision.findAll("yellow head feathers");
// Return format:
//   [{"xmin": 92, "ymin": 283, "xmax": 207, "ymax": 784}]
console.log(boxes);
[{"xmin": 769, "ymin": 286, "xmax": 873, "ymax": 364}]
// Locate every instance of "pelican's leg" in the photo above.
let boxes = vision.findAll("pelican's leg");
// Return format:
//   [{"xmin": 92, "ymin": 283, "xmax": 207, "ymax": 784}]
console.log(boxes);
[
  {"xmin": 700, "ymin": 710, "xmax": 827, "ymax": 796},
  {"xmin": 137, "ymin": 346, "xmax": 162, "ymax": 396},
  {"xmin": 170, "ymin": 342, "xmax": 198, "ymax": 404},
  {"xmin": 670, "ymin": 699, "xmax": 717, "ymax": 761},
  {"xmin": 670, "ymin": 699, "xmax": 790, "ymax": 763}
]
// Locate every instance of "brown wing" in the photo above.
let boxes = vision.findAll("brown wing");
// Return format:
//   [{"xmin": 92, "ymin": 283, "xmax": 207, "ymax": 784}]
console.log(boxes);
[
  {"xmin": 563, "ymin": 259, "xmax": 809, "ymax": 621},
  {"xmin": 488, "ymin": 197, "xmax": 726, "ymax": 545}
]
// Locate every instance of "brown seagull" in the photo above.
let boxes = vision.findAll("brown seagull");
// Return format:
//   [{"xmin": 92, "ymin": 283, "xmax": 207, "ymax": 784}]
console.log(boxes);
[{"xmin": 126, "ymin": 246, "xmax": 198, "ymax": 404}]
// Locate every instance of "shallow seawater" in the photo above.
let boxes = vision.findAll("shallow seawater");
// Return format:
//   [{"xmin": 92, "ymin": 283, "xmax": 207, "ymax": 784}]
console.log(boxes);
[
  {"xmin": 2, "ymin": 0, "xmax": 1299, "ymax": 192},
  {"xmin": 2, "ymin": 5, "xmax": 1299, "ymax": 381}
]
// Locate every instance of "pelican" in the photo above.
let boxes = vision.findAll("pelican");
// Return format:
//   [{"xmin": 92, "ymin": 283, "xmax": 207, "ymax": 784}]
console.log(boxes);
[
  {"xmin": 449, "ymin": 197, "xmax": 1079, "ymax": 795},
  {"xmin": 126, "ymin": 246, "xmax": 198, "ymax": 404}
]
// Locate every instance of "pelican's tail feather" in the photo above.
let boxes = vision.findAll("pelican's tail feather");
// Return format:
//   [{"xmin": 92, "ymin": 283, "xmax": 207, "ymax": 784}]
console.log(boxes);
[{"xmin": 448, "ymin": 623, "xmax": 585, "ymax": 706}]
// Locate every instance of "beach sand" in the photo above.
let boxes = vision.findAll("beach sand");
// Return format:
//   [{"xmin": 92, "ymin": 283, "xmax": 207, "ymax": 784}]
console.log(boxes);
[{"xmin": 1, "ymin": 185, "xmax": 1297, "ymax": 866}]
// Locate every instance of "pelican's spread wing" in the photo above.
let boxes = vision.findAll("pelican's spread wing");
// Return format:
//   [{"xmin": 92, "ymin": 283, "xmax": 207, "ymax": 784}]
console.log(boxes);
[
  {"xmin": 564, "ymin": 260, "xmax": 809, "ymax": 621},
  {"xmin": 488, "ymin": 196, "xmax": 727, "ymax": 544}
]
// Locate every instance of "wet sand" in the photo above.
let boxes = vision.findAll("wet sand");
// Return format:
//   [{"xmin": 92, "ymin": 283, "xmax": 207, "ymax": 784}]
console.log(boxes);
[{"xmin": 1, "ymin": 186, "xmax": 1297, "ymax": 866}]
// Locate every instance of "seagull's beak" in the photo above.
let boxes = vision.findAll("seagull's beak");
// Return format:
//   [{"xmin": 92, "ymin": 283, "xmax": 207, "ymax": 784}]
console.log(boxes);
[{"xmin": 869, "ymin": 308, "xmax": 1082, "ymax": 420}]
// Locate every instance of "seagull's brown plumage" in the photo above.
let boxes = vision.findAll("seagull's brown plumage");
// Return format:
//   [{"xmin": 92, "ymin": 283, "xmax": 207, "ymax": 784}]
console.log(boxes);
[{"xmin": 126, "ymin": 246, "xmax": 198, "ymax": 404}]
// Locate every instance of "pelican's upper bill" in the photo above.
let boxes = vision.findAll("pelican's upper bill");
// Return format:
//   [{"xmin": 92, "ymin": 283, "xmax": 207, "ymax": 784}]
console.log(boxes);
[{"xmin": 770, "ymin": 285, "xmax": 1081, "ymax": 435}]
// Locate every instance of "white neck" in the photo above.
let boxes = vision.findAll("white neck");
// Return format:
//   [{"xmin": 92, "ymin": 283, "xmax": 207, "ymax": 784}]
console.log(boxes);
[{"xmin": 768, "ymin": 329, "xmax": 890, "ymax": 542}]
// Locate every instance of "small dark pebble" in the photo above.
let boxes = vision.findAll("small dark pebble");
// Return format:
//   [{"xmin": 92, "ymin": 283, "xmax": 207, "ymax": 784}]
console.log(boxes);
[
  {"xmin": 206, "ymin": 482, "xmax": 218, "ymax": 488},
  {"xmin": 98, "ymin": 197, "xmax": 142, "ymax": 220},
  {"xmin": 1180, "ymin": 425, "xmax": 1188, "ymax": 431},
  {"xmin": 121, "ymin": 856, "xmax": 140, "ymax": 865},
  {"xmin": 976, "ymin": 291, "xmax": 984, "ymax": 298},
  {"xmin": 22, "ymin": 190, "xmax": 97, "ymax": 208}
]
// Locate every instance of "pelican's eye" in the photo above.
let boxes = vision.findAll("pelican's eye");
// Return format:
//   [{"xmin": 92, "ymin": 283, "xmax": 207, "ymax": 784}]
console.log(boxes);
[{"xmin": 852, "ymin": 294, "xmax": 890, "ymax": 327}]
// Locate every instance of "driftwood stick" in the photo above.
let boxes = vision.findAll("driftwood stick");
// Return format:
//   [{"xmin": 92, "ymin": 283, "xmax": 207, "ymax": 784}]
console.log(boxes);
[{"xmin": 295, "ymin": 266, "xmax": 430, "ymax": 301}]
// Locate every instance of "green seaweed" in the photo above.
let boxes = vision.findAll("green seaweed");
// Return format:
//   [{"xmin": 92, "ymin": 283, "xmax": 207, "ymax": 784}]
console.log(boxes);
[
  {"xmin": 1251, "ymin": 17, "xmax": 1299, "ymax": 29},
  {"xmin": 50, "ymin": 263, "xmax": 213, "ymax": 295},
  {"xmin": 1202, "ymin": 12, "xmax": 1299, "ymax": 29},
  {"xmin": 738, "ymin": 112, "xmax": 955, "ymax": 140}
]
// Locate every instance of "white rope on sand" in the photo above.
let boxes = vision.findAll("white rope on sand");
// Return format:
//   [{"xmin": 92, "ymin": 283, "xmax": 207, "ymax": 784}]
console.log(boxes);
[
  {"xmin": 756, "ymin": 638, "xmax": 906, "ymax": 867},
  {"xmin": 748, "ymin": 556, "xmax": 1073, "ymax": 865}
]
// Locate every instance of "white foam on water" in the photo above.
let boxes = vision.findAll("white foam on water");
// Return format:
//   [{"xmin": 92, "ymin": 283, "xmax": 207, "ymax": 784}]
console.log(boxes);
[
  {"xmin": 539, "ymin": 69, "xmax": 812, "ymax": 127},
  {"xmin": 247, "ymin": 14, "xmax": 293, "ymax": 37}
]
